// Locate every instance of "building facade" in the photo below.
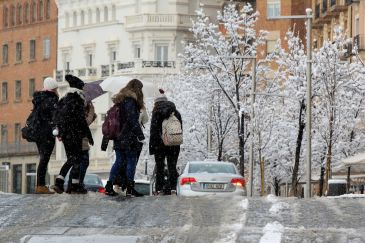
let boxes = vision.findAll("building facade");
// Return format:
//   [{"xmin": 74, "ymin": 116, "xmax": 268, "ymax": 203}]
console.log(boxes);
[
  {"xmin": 48, "ymin": 0, "xmax": 224, "ymax": 184},
  {"xmin": 0, "ymin": 0, "xmax": 58, "ymax": 193}
]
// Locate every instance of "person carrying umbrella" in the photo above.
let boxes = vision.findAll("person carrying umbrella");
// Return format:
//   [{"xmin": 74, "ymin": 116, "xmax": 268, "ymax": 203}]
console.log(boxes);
[
  {"xmin": 104, "ymin": 79, "xmax": 145, "ymax": 197},
  {"xmin": 52, "ymin": 75, "xmax": 94, "ymax": 194}
]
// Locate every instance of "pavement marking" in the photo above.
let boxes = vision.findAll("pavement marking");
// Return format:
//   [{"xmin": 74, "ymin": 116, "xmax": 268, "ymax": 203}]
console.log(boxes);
[{"xmin": 259, "ymin": 221, "xmax": 284, "ymax": 243}]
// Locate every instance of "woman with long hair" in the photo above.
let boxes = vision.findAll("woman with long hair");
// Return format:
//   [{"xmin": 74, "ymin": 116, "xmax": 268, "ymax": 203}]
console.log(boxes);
[{"xmin": 105, "ymin": 79, "xmax": 145, "ymax": 196}]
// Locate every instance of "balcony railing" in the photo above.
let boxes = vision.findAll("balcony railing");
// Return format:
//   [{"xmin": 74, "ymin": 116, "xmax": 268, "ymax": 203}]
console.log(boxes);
[
  {"xmin": 101, "ymin": 64, "xmax": 115, "ymax": 77},
  {"xmin": 117, "ymin": 62, "xmax": 135, "ymax": 70},
  {"xmin": 125, "ymin": 14, "xmax": 196, "ymax": 31},
  {"xmin": 354, "ymin": 34, "xmax": 364, "ymax": 50},
  {"xmin": 0, "ymin": 143, "xmax": 38, "ymax": 157},
  {"xmin": 142, "ymin": 61, "xmax": 175, "ymax": 68}
]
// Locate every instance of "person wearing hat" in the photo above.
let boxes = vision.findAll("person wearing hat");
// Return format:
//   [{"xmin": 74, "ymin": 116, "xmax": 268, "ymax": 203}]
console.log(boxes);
[
  {"xmin": 52, "ymin": 74, "xmax": 94, "ymax": 194},
  {"xmin": 149, "ymin": 89, "xmax": 182, "ymax": 195},
  {"xmin": 32, "ymin": 77, "xmax": 59, "ymax": 194}
]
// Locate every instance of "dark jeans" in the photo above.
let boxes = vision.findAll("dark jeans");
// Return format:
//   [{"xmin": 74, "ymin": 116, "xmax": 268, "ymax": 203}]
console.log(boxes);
[
  {"xmin": 36, "ymin": 138, "xmax": 55, "ymax": 186},
  {"xmin": 79, "ymin": 151, "xmax": 89, "ymax": 184},
  {"xmin": 154, "ymin": 146, "xmax": 180, "ymax": 192},
  {"xmin": 59, "ymin": 139, "xmax": 83, "ymax": 184},
  {"xmin": 109, "ymin": 149, "xmax": 137, "ymax": 183}
]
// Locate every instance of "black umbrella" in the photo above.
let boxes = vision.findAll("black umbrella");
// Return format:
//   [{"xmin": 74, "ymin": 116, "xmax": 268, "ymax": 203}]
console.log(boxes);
[{"xmin": 83, "ymin": 80, "xmax": 106, "ymax": 102}]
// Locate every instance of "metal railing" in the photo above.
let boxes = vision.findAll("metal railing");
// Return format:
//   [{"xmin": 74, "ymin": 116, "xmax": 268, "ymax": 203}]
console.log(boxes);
[
  {"xmin": 0, "ymin": 165, "xmax": 9, "ymax": 192},
  {"xmin": 142, "ymin": 61, "xmax": 175, "ymax": 68}
]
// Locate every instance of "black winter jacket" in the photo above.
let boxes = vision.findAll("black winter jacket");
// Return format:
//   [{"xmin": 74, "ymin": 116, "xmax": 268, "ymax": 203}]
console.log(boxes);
[
  {"xmin": 54, "ymin": 89, "xmax": 93, "ymax": 144},
  {"xmin": 32, "ymin": 91, "xmax": 58, "ymax": 140},
  {"xmin": 117, "ymin": 96, "xmax": 145, "ymax": 151},
  {"xmin": 149, "ymin": 101, "xmax": 182, "ymax": 155}
]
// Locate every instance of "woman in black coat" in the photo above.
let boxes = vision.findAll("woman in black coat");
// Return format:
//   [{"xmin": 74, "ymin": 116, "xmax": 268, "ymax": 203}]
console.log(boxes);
[
  {"xmin": 53, "ymin": 75, "xmax": 93, "ymax": 194},
  {"xmin": 105, "ymin": 79, "xmax": 145, "ymax": 197},
  {"xmin": 149, "ymin": 89, "xmax": 182, "ymax": 194},
  {"xmin": 33, "ymin": 77, "xmax": 59, "ymax": 194}
]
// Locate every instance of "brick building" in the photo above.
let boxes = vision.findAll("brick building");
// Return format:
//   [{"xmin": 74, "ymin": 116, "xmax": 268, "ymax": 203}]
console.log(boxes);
[{"xmin": 0, "ymin": 0, "xmax": 57, "ymax": 193}]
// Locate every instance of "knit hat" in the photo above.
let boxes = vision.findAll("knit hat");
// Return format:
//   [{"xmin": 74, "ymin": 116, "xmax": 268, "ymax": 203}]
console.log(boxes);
[
  {"xmin": 154, "ymin": 88, "xmax": 168, "ymax": 102},
  {"xmin": 43, "ymin": 77, "xmax": 58, "ymax": 90},
  {"xmin": 65, "ymin": 74, "xmax": 85, "ymax": 90}
]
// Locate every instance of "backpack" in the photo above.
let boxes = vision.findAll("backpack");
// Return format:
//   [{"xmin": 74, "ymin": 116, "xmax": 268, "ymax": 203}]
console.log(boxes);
[
  {"xmin": 102, "ymin": 104, "xmax": 121, "ymax": 140},
  {"xmin": 162, "ymin": 112, "xmax": 183, "ymax": 146},
  {"xmin": 21, "ymin": 107, "xmax": 41, "ymax": 142}
]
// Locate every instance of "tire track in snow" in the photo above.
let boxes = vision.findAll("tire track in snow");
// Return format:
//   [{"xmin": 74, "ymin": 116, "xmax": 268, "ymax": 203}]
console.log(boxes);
[{"xmin": 214, "ymin": 198, "xmax": 248, "ymax": 243}]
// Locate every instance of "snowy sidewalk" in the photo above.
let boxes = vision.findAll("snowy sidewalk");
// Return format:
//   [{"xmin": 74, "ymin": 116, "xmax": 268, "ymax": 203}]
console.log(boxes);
[{"xmin": 1, "ymin": 193, "xmax": 365, "ymax": 242}]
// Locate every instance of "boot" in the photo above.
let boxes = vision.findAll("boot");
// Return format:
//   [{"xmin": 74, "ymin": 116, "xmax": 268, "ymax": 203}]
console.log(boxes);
[
  {"xmin": 126, "ymin": 181, "xmax": 143, "ymax": 197},
  {"xmin": 53, "ymin": 178, "xmax": 64, "ymax": 194},
  {"xmin": 70, "ymin": 183, "xmax": 87, "ymax": 194},
  {"xmin": 105, "ymin": 181, "xmax": 118, "ymax": 196},
  {"xmin": 35, "ymin": 186, "xmax": 55, "ymax": 194}
]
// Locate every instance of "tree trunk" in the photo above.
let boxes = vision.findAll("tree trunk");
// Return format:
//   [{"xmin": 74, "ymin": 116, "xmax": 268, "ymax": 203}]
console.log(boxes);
[
  {"xmin": 325, "ymin": 110, "xmax": 334, "ymax": 192},
  {"xmin": 319, "ymin": 166, "xmax": 325, "ymax": 196},
  {"xmin": 274, "ymin": 177, "xmax": 280, "ymax": 196},
  {"xmin": 291, "ymin": 99, "xmax": 306, "ymax": 197},
  {"xmin": 260, "ymin": 157, "xmax": 265, "ymax": 196},
  {"xmin": 218, "ymin": 140, "xmax": 223, "ymax": 161},
  {"xmin": 239, "ymin": 113, "xmax": 244, "ymax": 176}
]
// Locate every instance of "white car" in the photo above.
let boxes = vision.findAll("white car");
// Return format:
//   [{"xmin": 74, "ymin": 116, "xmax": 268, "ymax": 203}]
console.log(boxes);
[{"xmin": 176, "ymin": 161, "xmax": 246, "ymax": 197}]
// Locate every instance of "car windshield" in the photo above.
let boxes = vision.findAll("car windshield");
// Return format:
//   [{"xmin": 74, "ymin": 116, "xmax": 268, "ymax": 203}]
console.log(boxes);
[{"xmin": 188, "ymin": 163, "xmax": 236, "ymax": 174}]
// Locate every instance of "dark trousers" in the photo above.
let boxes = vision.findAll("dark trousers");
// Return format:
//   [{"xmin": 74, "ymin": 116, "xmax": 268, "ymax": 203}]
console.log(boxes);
[
  {"xmin": 59, "ymin": 139, "xmax": 83, "ymax": 184},
  {"xmin": 154, "ymin": 146, "xmax": 180, "ymax": 192},
  {"xmin": 36, "ymin": 138, "xmax": 55, "ymax": 186},
  {"xmin": 109, "ymin": 149, "xmax": 138, "ymax": 183}
]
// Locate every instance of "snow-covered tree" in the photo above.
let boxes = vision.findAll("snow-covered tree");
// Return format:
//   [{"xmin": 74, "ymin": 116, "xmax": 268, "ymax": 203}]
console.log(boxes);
[{"xmin": 181, "ymin": 3, "xmax": 268, "ymax": 175}]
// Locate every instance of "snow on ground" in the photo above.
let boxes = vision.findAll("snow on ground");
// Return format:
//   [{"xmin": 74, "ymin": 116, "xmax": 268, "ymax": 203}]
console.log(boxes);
[
  {"xmin": 214, "ymin": 197, "xmax": 248, "ymax": 243},
  {"xmin": 21, "ymin": 235, "xmax": 140, "ymax": 243},
  {"xmin": 259, "ymin": 221, "xmax": 284, "ymax": 243},
  {"xmin": 327, "ymin": 194, "xmax": 365, "ymax": 198}
]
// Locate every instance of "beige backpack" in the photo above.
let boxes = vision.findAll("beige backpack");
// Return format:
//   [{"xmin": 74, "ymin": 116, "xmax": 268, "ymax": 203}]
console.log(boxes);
[{"xmin": 162, "ymin": 112, "xmax": 183, "ymax": 146}]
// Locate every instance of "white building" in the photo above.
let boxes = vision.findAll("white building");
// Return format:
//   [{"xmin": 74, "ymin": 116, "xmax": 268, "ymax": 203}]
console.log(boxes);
[{"xmin": 49, "ymin": 0, "xmax": 223, "ymax": 182}]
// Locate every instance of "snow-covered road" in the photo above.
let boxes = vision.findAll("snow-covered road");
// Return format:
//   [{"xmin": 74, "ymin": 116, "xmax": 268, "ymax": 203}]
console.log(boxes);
[{"xmin": 0, "ymin": 193, "xmax": 365, "ymax": 242}]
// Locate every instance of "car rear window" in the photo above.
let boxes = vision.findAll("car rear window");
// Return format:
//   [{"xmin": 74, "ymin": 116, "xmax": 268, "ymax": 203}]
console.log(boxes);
[{"xmin": 188, "ymin": 163, "xmax": 236, "ymax": 174}]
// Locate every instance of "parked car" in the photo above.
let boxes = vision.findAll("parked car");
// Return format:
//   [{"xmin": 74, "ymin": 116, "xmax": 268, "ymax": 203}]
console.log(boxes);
[
  {"xmin": 134, "ymin": 179, "xmax": 152, "ymax": 196},
  {"xmin": 64, "ymin": 173, "xmax": 105, "ymax": 193},
  {"xmin": 176, "ymin": 161, "xmax": 246, "ymax": 197}
]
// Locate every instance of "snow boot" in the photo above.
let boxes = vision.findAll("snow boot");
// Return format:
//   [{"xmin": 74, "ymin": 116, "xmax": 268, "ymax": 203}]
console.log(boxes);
[
  {"xmin": 53, "ymin": 178, "xmax": 64, "ymax": 194},
  {"xmin": 105, "ymin": 181, "xmax": 118, "ymax": 196},
  {"xmin": 35, "ymin": 186, "xmax": 55, "ymax": 194},
  {"xmin": 126, "ymin": 181, "xmax": 143, "ymax": 197},
  {"xmin": 70, "ymin": 183, "xmax": 88, "ymax": 194}
]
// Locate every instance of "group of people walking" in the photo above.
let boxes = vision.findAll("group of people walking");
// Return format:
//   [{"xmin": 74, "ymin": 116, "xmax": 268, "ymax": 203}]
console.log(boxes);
[{"xmin": 30, "ymin": 75, "xmax": 182, "ymax": 197}]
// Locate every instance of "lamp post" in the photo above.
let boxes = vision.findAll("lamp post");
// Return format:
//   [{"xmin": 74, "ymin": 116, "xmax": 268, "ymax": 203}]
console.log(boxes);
[{"xmin": 268, "ymin": 8, "xmax": 313, "ymax": 198}]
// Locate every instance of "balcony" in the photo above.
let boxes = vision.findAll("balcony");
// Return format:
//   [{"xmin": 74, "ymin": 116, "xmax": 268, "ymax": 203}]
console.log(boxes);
[
  {"xmin": 101, "ymin": 64, "xmax": 116, "ymax": 77},
  {"xmin": 125, "ymin": 14, "xmax": 196, "ymax": 31},
  {"xmin": 0, "ymin": 143, "xmax": 38, "ymax": 158},
  {"xmin": 330, "ymin": 0, "xmax": 348, "ymax": 12},
  {"xmin": 354, "ymin": 34, "xmax": 365, "ymax": 50},
  {"xmin": 56, "ymin": 69, "xmax": 73, "ymax": 82}
]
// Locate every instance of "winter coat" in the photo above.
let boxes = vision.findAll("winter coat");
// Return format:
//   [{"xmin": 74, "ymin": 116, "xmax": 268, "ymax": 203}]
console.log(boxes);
[
  {"xmin": 116, "ymin": 90, "xmax": 145, "ymax": 151},
  {"xmin": 32, "ymin": 90, "xmax": 59, "ymax": 140},
  {"xmin": 82, "ymin": 103, "xmax": 97, "ymax": 151},
  {"xmin": 54, "ymin": 88, "xmax": 93, "ymax": 145},
  {"xmin": 149, "ymin": 100, "xmax": 182, "ymax": 155}
]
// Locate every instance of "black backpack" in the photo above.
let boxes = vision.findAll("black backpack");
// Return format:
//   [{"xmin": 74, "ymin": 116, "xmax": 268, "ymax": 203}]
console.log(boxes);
[{"xmin": 21, "ymin": 107, "xmax": 41, "ymax": 142}]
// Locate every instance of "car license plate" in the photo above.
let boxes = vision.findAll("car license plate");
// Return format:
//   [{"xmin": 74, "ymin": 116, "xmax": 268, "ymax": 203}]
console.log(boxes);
[{"xmin": 204, "ymin": 183, "xmax": 224, "ymax": 189}]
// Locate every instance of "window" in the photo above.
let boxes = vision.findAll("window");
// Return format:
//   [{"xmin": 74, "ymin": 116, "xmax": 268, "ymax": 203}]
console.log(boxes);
[
  {"xmin": 16, "ymin": 42, "xmax": 22, "ymax": 62},
  {"xmin": 12, "ymin": 164, "xmax": 22, "ymax": 194},
  {"xmin": 15, "ymin": 80, "xmax": 21, "ymax": 101},
  {"xmin": 1, "ymin": 124, "xmax": 8, "ymax": 144},
  {"xmin": 3, "ymin": 7, "xmax": 8, "ymax": 27},
  {"xmin": 39, "ymin": 0, "xmax": 44, "ymax": 20},
  {"xmin": 267, "ymin": 0, "xmax": 280, "ymax": 18},
  {"xmin": 155, "ymin": 44, "xmax": 168, "ymax": 62},
  {"xmin": 43, "ymin": 38, "xmax": 50, "ymax": 59},
  {"xmin": 24, "ymin": 3, "xmax": 29, "ymax": 23},
  {"xmin": 29, "ymin": 40, "xmax": 36, "ymax": 60},
  {"xmin": 73, "ymin": 11, "xmax": 77, "ymax": 26},
  {"xmin": 29, "ymin": 78, "xmax": 35, "ymax": 97},
  {"xmin": 14, "ymin": 123, "xmax": 21, "ymax": 144},
  {"xmin": 88, "ymin": 54, "xmax": 93, "ymax": 66},
  {"xmin": 81, "ymin": 10, "xmax": 85, "ymax": 25},
  {"xmin": 1, "ymin": 82, "xmax": 8, "ymax": 102},
  {"xmin": 134, "ymin": 45, "xmax": 141, "ymax": 58},
  {"xmin": 88, "ymin": 9, "xmax": 92, "ymax": 24},
  {"xmin": 266, "ymin": 40, "xmax": 277, "ymax": 54},
  {"xmin": 10, "ymin": 5, "xmax": 15, "ymax": 26},
  {"xmin": 112, "ymin": 51, "xmax": 117, "ymax": 61},
  {"xmin": 17, "ymin": 4, "xmax": 22, "ymax": 24},
  {"xmin": 26, "ymin": 164, "xmax": 36, "ymax": 194},
  {"xmin": 31, "ymin": 2, "xmax": 36, "ymax": 22},
  {"xmin": 2, "ymin": 44, "xmax": 8, "ymax": 64},
  {"xmin": 46, "ymin": 0, "xmax": 50, "ymax": 19},
  {"xmin": 96, "ymin": 8, "xmax": 100, "ymax": 23},
  {"xmin": 104, "ymin": 6, "xmax": 108, "ymax": 22}
]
